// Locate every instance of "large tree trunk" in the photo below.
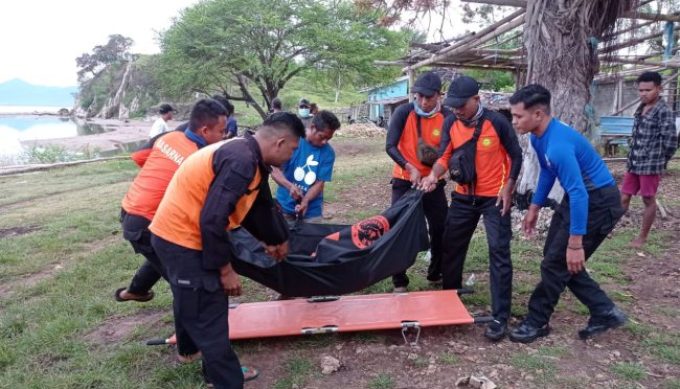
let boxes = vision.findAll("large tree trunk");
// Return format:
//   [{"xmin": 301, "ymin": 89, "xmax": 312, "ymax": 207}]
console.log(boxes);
[
  {"xmin": 235, "ymin": 74, "xmax": 268, "ymax": 119},
  {"xmin": 517, "ymin": 0, "xmax": 635, "ymax": 202}
]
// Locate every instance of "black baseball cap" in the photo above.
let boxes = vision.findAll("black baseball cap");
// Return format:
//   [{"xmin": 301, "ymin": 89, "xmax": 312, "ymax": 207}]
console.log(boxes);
[
  {"xmin": 411, "ymin": 72, "xmax": 442, "ymax": 97},
  {"xmin": 159, "ymin": 104, "xmax": 175, "ymax": 114},
  {"xmin": 299, "ymin": 98, "xmax": 310, "ymax": 108},
  {"xmin": 444, "ymin": 76, "xmax": 480, "ymax": 108}
]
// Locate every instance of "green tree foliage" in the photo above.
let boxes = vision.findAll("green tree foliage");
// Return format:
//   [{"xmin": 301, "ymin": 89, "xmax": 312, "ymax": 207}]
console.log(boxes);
[
  {"xmin": 462, "ymin": 69, "xmax": 514, "ymax": 92},
  {"xmin": 75, "ymin": 34, "xmax": 134, "ymax": 81},
  {"xmin": 158, "ymin": 0, "xmax": 411, "ymax": 118}
]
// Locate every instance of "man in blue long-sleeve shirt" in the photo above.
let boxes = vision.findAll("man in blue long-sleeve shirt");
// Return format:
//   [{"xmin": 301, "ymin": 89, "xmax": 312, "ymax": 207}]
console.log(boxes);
[{"xmin": 507, "ymin": 84, "xmax": 627, "ymax": 343}]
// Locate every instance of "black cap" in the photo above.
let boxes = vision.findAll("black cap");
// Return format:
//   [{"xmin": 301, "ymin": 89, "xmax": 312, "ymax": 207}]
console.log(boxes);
[
  {"xmin": 444, "ymin": 76, "xmax": 480, "ymax": 108},
  {"xmin": 411, "ymin": 72, "xmax": 442, "ymax": 97},
  {"xmin": 299, "ymin": 98, "xmax": 310, "ymax": 108},
  {"xmin": 159, "ymin": 104, "xmax": 175, "ymax": 114}
]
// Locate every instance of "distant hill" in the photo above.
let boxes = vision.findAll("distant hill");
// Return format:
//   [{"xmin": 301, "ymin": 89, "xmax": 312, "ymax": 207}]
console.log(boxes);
[{"xmin": 0, "ymin": 79, "xmax": 77, "ymax": 107}]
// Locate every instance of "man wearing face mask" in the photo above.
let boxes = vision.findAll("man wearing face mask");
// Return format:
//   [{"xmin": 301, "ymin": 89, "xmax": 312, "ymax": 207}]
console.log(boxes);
[
  {"xmin": 298, "ymin": 98, "xmax": 314, "ymax": 129},
  {"xmin": 385, "ymin": 71, "xmax": 452, "ymax": 293},
  {"xmin": 420, "ymin": 75, "xmax": 522, "ymax": 341}
]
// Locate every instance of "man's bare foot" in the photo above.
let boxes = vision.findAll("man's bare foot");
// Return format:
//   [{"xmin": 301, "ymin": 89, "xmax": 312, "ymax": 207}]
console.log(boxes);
[{"xmin": 629, "ymin": 237, "xmax": 646, "ymax": 249}]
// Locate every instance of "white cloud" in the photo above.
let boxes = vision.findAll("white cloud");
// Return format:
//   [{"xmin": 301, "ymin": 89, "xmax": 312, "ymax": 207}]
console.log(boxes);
[
  {"xmin": 0, "ymin": 0, "xmax": 482, "ymax": 88},
  {"xmin": 0, "ymin": 0, "xmax": 200, "ymax": 87}
]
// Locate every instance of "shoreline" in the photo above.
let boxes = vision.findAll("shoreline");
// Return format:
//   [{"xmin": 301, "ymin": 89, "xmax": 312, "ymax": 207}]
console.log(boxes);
[
  {"xmin": 0, "ymin": 106, "xmax": 70, "ymax": 116},
  {"xmin": 0, "ymin": 112, "xmax": 68, "ymax": 117},
  {"xmin": 18, "ymin": 118, "xmax": 181, "ymax": 154}
]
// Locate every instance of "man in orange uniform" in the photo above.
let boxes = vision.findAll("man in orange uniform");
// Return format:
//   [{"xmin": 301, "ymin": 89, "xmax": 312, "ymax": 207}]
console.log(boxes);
[
  {"xmin": 385, "ymin": 71, "xmax": 452, "ymax": 292},
  {"xmin": 149, "ymin": 113, "xmax": 305, "ymax": 388},
  {"xmin": 115, "ymin": 99, "xmax": 228, "ymax": 303},
  {"xmin": 421, "ymin": 76, "xmax": 522, "ymax": 341}
]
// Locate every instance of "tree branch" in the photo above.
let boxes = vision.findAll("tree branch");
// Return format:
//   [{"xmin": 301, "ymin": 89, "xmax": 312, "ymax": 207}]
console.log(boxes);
[{"xmin": 235, "ymin": 73, "xmax": 267, "ymax": 119}]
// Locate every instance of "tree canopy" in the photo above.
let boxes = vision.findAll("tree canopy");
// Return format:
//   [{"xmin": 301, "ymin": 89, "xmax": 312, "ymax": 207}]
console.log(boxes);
[
  {"xmin": 158, "ymin": 0, "xmax": 412, "ymax": 118},
  {"xmin": 76, "ymin": 34, "xmax": 134, "ymax": 81}
]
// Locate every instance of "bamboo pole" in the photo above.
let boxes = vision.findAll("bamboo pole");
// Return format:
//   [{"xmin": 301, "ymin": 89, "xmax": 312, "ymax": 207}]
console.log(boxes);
[
  {"xmin": 605, "ymin": 56, "xmax": 680, "ymax": 68},
  {"xmin": 478, "ymin": 31, "xmax": 523, "ymax": 50},
  {"xmin": 597, "ymin": 66, "xmax": 666, "ymax": 83},
  {"xmin": 376, "ymin": 60, "xmax": 519, "ymax": 71},
  {"xmin": 0, "ymin": 156, "xmax": 130, "ymax": 177},
  {"xmin": 407, "ymin": 68, "xmax": 416, "ymax": 102},
  {"xmin": 406, "ymin": 17, "xmax": 525, "ymax": 71},
  {"xmin": 600, "ymin": 29, "xmax": 674, "ymax": 54},
  {"xmin": 459, "ymin": 0, "xmax": 525, "ymax": 6},
  {"xmin": 609, "ymin": 74, "xmax": 676, "ymax": 115},
  {"xmin": 621, "ymin": 12, "xmax": 680, "ymax": 23},
  {"xmin": 602, "ymin": 20, "xmax": 657, "ymax": 41},
  {"xmin": 402, "ymin": 9, "xmax": 525, "ymax": 72}
]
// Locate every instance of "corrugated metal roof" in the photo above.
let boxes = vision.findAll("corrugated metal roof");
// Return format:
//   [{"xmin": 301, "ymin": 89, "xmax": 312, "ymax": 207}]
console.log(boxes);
[{"xmin": 369, "ymin": 96, "xmax": 409, "ymax": 105}]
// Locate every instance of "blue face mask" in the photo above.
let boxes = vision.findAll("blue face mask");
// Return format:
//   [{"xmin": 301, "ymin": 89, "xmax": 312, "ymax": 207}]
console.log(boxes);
[
  {"xmin": 298, "ymin": 108, "xmax": 311, "ymax": 118},
  {"xmin": 414, "ymin": 101, "xmax": 441, "ymax": 118}
]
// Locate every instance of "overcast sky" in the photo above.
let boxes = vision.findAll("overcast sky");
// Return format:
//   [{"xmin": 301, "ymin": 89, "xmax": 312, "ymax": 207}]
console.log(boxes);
[
  {"xmin": 0, "ymin": 0, "xmax": 201, "ymax": 86},
  {"xmin": 0, "ymin": 0, "xmax": 473, "ymax": 87}
]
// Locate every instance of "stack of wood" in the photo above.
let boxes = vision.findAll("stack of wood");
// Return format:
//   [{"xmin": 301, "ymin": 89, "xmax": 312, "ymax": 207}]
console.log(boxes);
[{"xmin": 336, "ymin": 122, "xmax": 386, "ymax": 138}]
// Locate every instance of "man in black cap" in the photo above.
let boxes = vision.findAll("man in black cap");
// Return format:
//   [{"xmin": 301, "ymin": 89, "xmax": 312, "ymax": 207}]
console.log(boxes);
[
  {"xmin": 385, "ymin": 71, "xmax": 451, "ymax": 292},
  {"xmin": 420, "ymin": 75, "xmax": 522, "ymax": 341},
  {"xmin": 150, "ymin": 103, "xmax": 176, "ymax": 138}
]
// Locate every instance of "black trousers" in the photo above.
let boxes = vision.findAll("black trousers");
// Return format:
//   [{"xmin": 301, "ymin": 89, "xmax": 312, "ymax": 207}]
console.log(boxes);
[
  {"xmin": 441, "ymin": 193, "xmax": 513, "ymax": 322},
  {"xmin": 120, "ymin": 209, "xmax": 165, "ymax": 294},
  {"xmin": 151, "ymin": 234, "xmax": 244, "ymax": 389},
  {"xmin": 526, "ymin": 185, "xmax": 624, "ymax": 327},
  {"xmin": 391, "ymin": 178, "xmax": 447, "ymax": 287}
]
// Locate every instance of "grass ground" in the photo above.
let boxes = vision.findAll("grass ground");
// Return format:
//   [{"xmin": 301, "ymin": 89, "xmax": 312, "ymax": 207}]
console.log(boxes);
[{"xmin": 1, "ymin": 137, "xmax": 679, "ymax": 388}]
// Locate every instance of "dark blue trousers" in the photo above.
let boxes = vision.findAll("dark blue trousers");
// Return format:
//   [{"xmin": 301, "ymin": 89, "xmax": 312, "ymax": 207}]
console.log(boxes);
[
  {"xmin": 120, "ymin": 209, "xmax": 165, "ymax": 294},
  {"xmin": 441, "ymin": 194, "xmax": 513, "ymax": 323}
]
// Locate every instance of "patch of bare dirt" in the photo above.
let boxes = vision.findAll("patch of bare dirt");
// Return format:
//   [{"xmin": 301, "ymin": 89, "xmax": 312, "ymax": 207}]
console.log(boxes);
[
  {"xmin": 0, "ymin": 225, "xmax": 41, "ymax": 238},
  {"xmin": 0, "ymin": 235, "xmax": 119, "ymax": 299},
  {"xmin": 622, "ymin": 237, "xmax": 680, "ymax": 332},
  {"xmin": 83, "ymin": 310, "xmax": 167, "ymax": 346},
  {"xmin": 0, "ymin": 261, "xmax": 65, "ymax": 299},
  {"xmin": 238, "ymin": 321, "xmax": 653, "ymax": 389}
]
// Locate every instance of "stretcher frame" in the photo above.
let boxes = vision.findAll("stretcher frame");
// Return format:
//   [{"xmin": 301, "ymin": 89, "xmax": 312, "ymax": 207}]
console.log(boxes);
[{"xmin": 147, "ymin": 289, "xmax": 491, "ymax": 346}]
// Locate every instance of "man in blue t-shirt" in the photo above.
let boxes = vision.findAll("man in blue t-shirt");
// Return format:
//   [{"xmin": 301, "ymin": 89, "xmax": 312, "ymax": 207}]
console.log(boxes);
[
  {"xmin": 508, "ymin": 84, "xmax": 627, "ymax": 344},
  {"xmin": 272, "ymin": 110, "xmax": 340, "ymax": 222}
]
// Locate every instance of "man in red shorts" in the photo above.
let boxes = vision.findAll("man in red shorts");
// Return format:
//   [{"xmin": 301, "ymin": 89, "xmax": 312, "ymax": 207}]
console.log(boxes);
[{"xmin": 621, "ymin": 71, "xmax": 678, "ymax": 248}]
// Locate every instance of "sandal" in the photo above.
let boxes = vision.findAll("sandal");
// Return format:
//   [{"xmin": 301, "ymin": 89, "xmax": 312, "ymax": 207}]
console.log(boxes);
[
  {"xmin": 203, "ymin": 364, "xmax": 259, "ymax": 387},
  {"xmin": 114, "ymin": 287, "xmax": 154, "ymax": 302},
  {"xmin": 242, "ymin": 366, "xmax": 259, "ymax": 382}
]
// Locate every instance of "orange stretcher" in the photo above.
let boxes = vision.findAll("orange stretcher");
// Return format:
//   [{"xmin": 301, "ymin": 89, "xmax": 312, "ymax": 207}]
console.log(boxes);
[{"xmin": 147, "ymin": 290, "xmax": 489, "ymax": 346}]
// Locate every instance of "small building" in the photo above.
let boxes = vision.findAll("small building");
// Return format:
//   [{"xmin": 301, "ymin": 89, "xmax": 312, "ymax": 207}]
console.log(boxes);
[
  {"xmin": 363, "ymin": 76, "xmax": 409, "ymax": 124},
  {"xmin": 359, "ymin": 75, "xmax": 512, "ymax": 126}
]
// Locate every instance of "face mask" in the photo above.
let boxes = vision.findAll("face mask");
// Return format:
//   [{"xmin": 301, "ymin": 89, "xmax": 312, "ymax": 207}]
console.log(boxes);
[
  {"xmin": 298, "ymin": 108, "xmax": 311, "ymax": 118},
  {"xmin": 414, "ymin": 101, "xmax": 441, "ymax": 118}
]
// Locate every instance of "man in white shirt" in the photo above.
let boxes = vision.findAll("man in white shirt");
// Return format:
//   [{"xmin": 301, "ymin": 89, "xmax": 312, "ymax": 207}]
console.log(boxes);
[{"xmin": 149, "ymin": 104, "xmax": 175, "ymax": 138}]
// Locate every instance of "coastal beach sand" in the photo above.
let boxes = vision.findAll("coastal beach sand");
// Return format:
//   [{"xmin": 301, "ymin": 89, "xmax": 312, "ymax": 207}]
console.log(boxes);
[{"xmin": 20, "ymin": 118, "xmax": 182, "ymax": 154}]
